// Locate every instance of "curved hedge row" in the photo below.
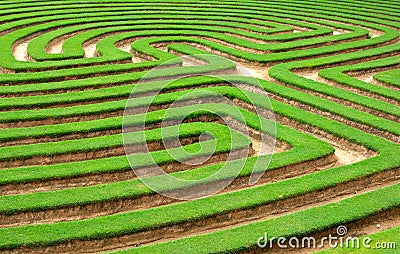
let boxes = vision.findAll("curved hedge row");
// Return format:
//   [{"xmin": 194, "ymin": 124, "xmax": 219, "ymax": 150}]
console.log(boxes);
[{"xmin": 0, "ymin": 0, "xmax": 399, "ymax": 253}]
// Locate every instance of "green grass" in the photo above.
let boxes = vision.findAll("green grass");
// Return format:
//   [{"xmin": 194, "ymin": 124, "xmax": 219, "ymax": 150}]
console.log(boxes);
[
  {"xmin": 375, "ymin": 69, "xmax": 400, "ymax": 88},
  {"xmin": 319, "ymin": 56, "xmax": 400, "ymax": 101},
  {"xmin": 1, "ymin": 0, "xmax": 399, "ymax": 253},
  {"xmin": 110, "ymin": 184, "xmax": 400, "ymax": 254}
]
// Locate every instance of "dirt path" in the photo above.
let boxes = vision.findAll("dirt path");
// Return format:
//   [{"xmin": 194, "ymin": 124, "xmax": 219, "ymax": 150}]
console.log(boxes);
[
  {"xmin": 4, "ymin": 166, "xmax": 398, "ymax": 253},
  {"xmin": 12, "ymin": 41, "xmax": 31, "ymax": 62},
  {"xmin": 1, "ymin": 97, "xmax": 377, "ymax": 227},
  {"xmin": 1, "ymin": 10, "xmax": 399, "ymax": 254}
]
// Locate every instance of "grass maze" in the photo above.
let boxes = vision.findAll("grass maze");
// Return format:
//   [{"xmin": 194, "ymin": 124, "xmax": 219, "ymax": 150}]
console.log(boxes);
[{"xmin": 0, "ymin": 0, "xmax": 399, "ymax": 253}]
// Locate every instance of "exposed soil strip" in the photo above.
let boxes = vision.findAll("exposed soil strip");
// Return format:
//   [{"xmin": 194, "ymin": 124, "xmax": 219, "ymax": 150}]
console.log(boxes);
[
  {"xmin": 11, "ymin": 27, "xmax": 71, "ymax": 63},
  {"xmin": 0, "ymin": 65, "xmax": 236, "ymax": 111},
  {"xmin": 177, "ymin": 33, "xmax": 399, "ymax": 68},
  {"xmin": 0, "ymin": 116, "xmax": 287, "ymax": 195},
  {"xmin": 115, "ymin": 39, "xmax": 146, "ymax": 63},
  {"xmin": 4, "ymin": 17, "xmax": 376, "ymax": 75},
  {"xmin": 242, "ymin": 78, "xmax": 400, "ymax": 144},
  {"xmin": 2, "ymin": 25, "xmax": 395, "ymax": 88},
  {"xmin": 317, "ymin": 75, "xmax": 400, "ymax": 107},
  {"xmin": 8, "ymin": 19, "xmax": 311, "ymax": 70},
  {"xmin": 295, "ymin": 67, "xmax": 400, "ymax": 107},
  {"xmin": 0, "ymin": 101, "xmax": 377, "ymax": 227},
  {"xmin": 0, "ymin": 152, "xmax": 335, "ymax": 228},
  {"xmin": 346, "ymin": 66, "xmax": 400, "ymax": 93},
  {"xmin": 277, "ymin": 94, "xmax": 399, "ymax": 144},
  {"xmin": 4, "ymin": 166, "xmax": 398, "ymax": 253},
  {"xmin": 3, "ymin": 73, "xmax": 398, "ymax": 147},
  {"xmin": 46, "ymin": 31, "xmax": 87, "ymax": 54},
  {"xmin": 12, "ymin": 41, "xmax": 31, "ymax": 62},
  {"xmin": 0, "ymin": 128, "xmax": 122, "ymax": 147},
  {"xmin": 0, "ymin": 109, "xmax": 126, "ymax": 128},
  {"xmin": 3, "ymin": 0, "xmax": 397, "ymax": 70},
  {"xmin": 0, "ymin": 135, "xmax": 208, "ymax": 168},
  {"xmin": 1, "ymin": 9, "xmax": 398, "ymax": 254},
  {"xmin": 6, "ymin": 36, "xmax": 398, "ymax": 111},
  {"xmin": 235, "ymin": 99, "xmax": 376, "ymax": 159},
  {"xmin": 235, "ymin": 81, "xmax": 400, "ymax": 145},
  {"xmin": 355, "ymin": 73, "xmax": 400, "ymax": 92},
  {"xmin": 0, "ymin": 145, "xmax": 249, "ymax": 197},
  {"xmin": 0, "ymin": 88, "xmax": 376, "ymax": 193},
  {"xmin": 0, "ymin": 66, "xmax": 15, "ymax": 75},
  {"xmin": 0, "ymin": 11, "xmax": 398, "ymax": 254},
  {"xmin": 0, "ymin": 96, "xmax": 232, "ymax": 145}
]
